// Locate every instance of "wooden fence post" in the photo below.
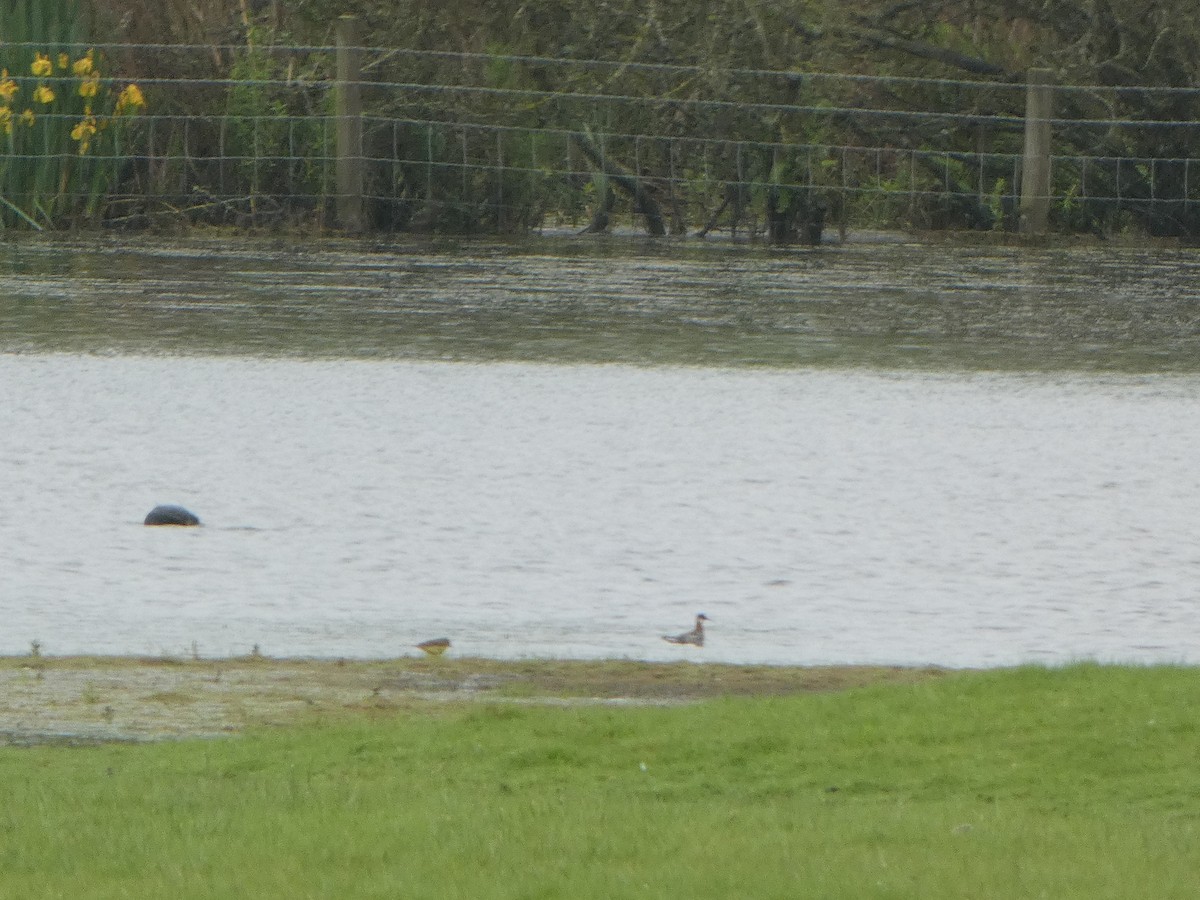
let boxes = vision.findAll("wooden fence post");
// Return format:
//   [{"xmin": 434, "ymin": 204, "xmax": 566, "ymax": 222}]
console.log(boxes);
[
  {"xmin": 1019, "ymin": 67, "xmax": 1054, "ymax": 235},
  {"xmin": 335, "ymin": 15, "xmax": 365, "ymax": 233}
]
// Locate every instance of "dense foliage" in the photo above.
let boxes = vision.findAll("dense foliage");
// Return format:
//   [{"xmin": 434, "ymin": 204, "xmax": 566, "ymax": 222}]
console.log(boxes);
[{"xmin": 6, "ymin": 1, "xmax": 1199, "ymax": 235}]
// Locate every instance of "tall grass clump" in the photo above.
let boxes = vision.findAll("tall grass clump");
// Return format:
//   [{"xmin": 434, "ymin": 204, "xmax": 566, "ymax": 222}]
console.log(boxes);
[{"xmin": 0, "ymin": 0, "xmax": 146, "ymax": 228}]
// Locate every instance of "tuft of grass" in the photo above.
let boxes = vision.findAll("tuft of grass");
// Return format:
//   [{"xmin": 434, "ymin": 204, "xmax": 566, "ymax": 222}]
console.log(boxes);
[
  {"xmin": 79, "ymin": 682, "xmax": 103, "ymax": 704},
  {"xmin": 1, "ymin": 664, "xmax": 1200, "ymax": 897},
  {"xmin": 141, "ymin": 691, "xmax": 197, "ymax": 706}
]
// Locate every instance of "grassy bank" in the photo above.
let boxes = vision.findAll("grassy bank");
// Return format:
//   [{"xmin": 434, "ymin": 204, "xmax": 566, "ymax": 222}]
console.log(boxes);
[{"xmin": 1, "ymin": 661, "xmax": 1199, "ymax": 897}]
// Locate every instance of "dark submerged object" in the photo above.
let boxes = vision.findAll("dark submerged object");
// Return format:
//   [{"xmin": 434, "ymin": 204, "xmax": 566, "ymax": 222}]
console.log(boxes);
[{"xmin": 144, "ymin": 504, "xmax": 201, "ymax": 527}]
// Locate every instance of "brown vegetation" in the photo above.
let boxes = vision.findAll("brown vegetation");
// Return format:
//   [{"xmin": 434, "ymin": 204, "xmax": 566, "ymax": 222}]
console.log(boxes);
[
  {"xmin": 47, "ymin": 3, "xmax": 1200, "ymax": 235},
  {"xmin": 87, "ymin": 0, "xmax": 1200, "ymax": 87}
]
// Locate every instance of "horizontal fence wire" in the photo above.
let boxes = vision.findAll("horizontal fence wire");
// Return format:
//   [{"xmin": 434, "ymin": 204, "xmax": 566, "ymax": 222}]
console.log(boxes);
[
  {"xmin": 2, "ymin": 43, "xmax": 1200, "ymax": 234},
  {"xmin": 13, "ymin": 41, "xmax": 1200, "ymax": 96}
]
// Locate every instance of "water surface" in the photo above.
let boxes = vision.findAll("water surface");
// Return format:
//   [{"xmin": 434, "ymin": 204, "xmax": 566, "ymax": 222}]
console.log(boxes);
[
  {"xmin": 5, "ymin": 234, "xmax": 1200, "ymax": 370},
  {"xmin": 3, "ymin": 235, "xmax": 1200, "ymax": 666}
]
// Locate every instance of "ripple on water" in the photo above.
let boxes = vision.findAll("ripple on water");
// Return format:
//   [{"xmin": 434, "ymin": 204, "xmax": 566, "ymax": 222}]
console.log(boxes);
[{"xmin": 4, "ymin": 238, "xmax": 1200, "ymax": 664}]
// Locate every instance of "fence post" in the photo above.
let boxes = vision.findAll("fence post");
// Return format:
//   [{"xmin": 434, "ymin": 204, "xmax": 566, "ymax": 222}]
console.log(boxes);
[
  {"xmin": 1019, "ymin": 67, "xmax": 1054, "ymax": 235},
  {"xmin": 335, "ymin": 15, "xmax": 365, "ymax": 233}
]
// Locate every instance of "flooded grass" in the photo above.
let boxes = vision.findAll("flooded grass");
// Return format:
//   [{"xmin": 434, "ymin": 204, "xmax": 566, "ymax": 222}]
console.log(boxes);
[{"xmin": 0, "ymin": 655, "xmax": 942, "ymax": 743}]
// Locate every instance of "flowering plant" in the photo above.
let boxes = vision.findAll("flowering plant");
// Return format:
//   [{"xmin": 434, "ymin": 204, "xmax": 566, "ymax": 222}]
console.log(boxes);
[{"xmin": 1, "ymin": 36, "xmax": 146, "ymax": 227}]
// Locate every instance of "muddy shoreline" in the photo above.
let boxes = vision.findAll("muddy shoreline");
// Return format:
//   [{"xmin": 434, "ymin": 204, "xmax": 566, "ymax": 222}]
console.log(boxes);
[{"xmin": 0, "ymin": 655, "xmax": 944, "ymax": 745}]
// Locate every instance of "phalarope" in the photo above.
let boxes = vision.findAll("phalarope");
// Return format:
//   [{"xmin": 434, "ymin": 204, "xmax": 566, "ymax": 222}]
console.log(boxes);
[{"xmin": 662, "ymin": 614, "xmax": 709, "ymax": 647}]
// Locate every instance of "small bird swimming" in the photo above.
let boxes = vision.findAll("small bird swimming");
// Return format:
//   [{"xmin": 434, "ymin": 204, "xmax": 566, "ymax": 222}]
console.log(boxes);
[
  {"xmin": 662, "ymin": 614, "xmax": 709, "ymax": 647},
  {"xmin": 416, "ymin": 638, "xmax": 451, "ymax": 657}
]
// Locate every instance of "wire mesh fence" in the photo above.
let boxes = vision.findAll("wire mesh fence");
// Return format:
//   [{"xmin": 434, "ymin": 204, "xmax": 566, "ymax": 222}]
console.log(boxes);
[{"xmin": 3, "ymin": 39, "xmax": 1200, "ymax": 237}]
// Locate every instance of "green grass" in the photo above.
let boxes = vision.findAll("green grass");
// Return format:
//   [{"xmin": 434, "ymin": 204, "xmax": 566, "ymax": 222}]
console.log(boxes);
[{"xmin": 3, "ymin": 663, "xmax": 1200, "ymax": 898}]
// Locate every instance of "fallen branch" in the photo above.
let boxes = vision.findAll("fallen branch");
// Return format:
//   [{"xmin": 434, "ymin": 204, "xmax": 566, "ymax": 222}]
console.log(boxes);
[{"xmin": 570, "ymin": 131, "xmax": 667, "ymax": 236}]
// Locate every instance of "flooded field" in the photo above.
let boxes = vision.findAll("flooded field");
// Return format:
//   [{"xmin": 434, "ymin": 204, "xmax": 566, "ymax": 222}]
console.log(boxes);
[
  {"xmin": 3, "ymin": 234, "xmax": 1200, "ymax": 667},
  {"xmin": 6, "ymin": 233, "xmax": 1200, "ymax": 370}
]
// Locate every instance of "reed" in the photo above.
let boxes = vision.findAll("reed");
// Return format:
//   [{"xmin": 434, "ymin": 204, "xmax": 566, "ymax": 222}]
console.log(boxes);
[{"xmin": 0, "ymin": 0, "xmax": 146, "ymax": 228}]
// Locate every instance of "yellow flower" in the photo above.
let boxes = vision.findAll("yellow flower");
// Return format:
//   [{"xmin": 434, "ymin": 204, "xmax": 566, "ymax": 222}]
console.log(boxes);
[
  {"xmin": 71, "ymin": 116, "xmax": 97, "ymax": 141},
  {"xmin": 0, "ymin": 70, "xmax": 16, "ymax": 103},
  {"xmin": 116, "ymin": 83, "xmax": 145, "ymax": 113},
  {"xmin": 0, "ymin": 106, "xmax": 11, "ymax": 135},
  {"xmin": 71, "ymin": 115, "xmax": 97, "ymax": 153},
  {"xmin": 79, "ymin": 73, "xmax": 100, "ymax": 98},
  {"xmin": 58, "ymin": 53, "xmax": 70, "ymax": 70},
  {"xmin": 72, "ymin": 50, "xmax": 94, "ymax": 77},
  {"xmin": 32, "ymin": 84, "xmax": 55, "ymax": 105},
  {"xmin": 31, "ymin": 53, "xmax": 53, "ymax": 77},
  {"xmin": 20, "ymin": 108, "xmax": 34, "ymax": 126}
]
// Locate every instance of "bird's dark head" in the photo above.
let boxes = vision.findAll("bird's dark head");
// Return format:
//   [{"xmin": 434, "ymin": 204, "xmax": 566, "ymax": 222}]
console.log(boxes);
[{"xmin": 697, "ymin": 613, "xmax": 710, "ymax": 621}]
